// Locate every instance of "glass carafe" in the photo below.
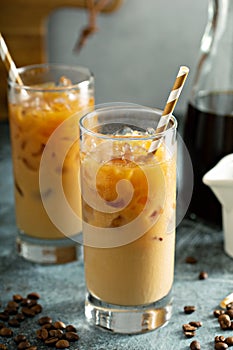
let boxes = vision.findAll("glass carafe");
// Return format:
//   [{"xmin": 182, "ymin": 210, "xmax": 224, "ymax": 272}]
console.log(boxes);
[{"xmin": 183, "ymin": 0, "xmax": 233, "ymax": 226}]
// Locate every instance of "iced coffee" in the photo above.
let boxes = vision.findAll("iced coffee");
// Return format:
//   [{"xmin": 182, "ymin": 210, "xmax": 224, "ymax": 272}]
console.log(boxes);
[
  {"xmin": 8, "ymin": 64, "xmax": 94, "ymax": 263},
  {"xmin": 79, "ymin": 103, "xmax": 177, "ymax": 333}
]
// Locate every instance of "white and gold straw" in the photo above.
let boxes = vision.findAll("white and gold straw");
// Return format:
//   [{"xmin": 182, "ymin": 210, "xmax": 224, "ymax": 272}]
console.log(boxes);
[
  {"xmin": 220, "ymin": 292, "xmax": 233, "ymax": 309},
  {"xmin": 149, "ymin": 65, "xmax": 189, "ymax": 153},
  {"xmin": 0, "ymin": 32, "xmax": 23, "ymax": 85}
]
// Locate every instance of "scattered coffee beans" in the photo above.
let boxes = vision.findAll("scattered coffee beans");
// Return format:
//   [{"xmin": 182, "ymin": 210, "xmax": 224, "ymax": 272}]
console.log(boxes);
[
  {"xmin": 190, "ymin": 340, "xmax": 201, "ymax": 350},
  {"xmin": 184, "ymin": 306, "xmax": 196, "ymax": 314},
  {"xmin": 36, "ymin": 317, "xmax": 79, "ymax": 349},
  {"xmin": 199, "ymin": 271, "xmax": 208, "ymax": 280},
  {"xmin": 27, "ymin": 293, "xmax": 40, "ymax": 301},
  {"xmin": 183, "ymin": 324, "xmax": 197, "ymax": 332},
  {"xmin": 226, "ymin": 309, "xmax": 233, "ymax": 319},
  {"xmin": 54, "ymin": 321, "xmax": 66, "ymax": 330},
  {"xmin": 14, "ymin": 334, "xmax": 27, "ymax": 344},
  {"xmin": 215, "ymin": 342, "xmax": 228, "ymax": 350},
  {"xmin": 215, "ymin": 336, "xmax": 226, "ymax": 343},
  {"xmin": 214, "ymin": 310, "xmax": 225, "ymax": 318},
  {"xmin": 55, "ymin": 339, "xmax": 70, "ymax": 349},
  {"xmin": 189, "ymin": 321, "xmax": 202, "ymax": 328},
  {"xmin": 38, "ymin": 316, "xmax": 53, "ymax": 325},
  {"xmin": 184, "ymin": 331, "xmax": 196, "ymax": 338},
  {"xmin": 0, "ymin": 292, "xmax": 80, "ymax": 350},
  {"xmin": 17, "ymin": 340, "xmax": 31, "ymax": 350},
  {"xmin": 13, "ymin": 295, "xmax": 23, "ymax": 303},
  {"xmin": 185, "ymin": 256, "xmax": 198, "ymax": 264},
  {"xmin": 225, "ymin": 336, "xmax": 233, "ymax": 346},
  {"xmin": 0, "ymin": 327, "xmax": 13, "ymax": 337},
  {"xmin": 65, "ymin": 332, "xmax": 79, "ymax": 342},
  {"xmin": 218, "ymin": 314, "xmax": 231, "ymax": 330}
]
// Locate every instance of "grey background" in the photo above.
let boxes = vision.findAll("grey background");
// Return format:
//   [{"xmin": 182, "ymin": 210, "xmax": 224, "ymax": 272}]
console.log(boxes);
[{"xmin": 47, "ymin": 0, "xmax": 208, "ymax": 116}]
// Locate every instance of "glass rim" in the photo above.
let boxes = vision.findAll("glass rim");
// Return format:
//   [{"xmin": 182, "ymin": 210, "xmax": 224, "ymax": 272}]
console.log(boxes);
[
  {"xmin": 80, "ymin": 102, "xmax": 177, "ymax": 141},
  {"xmin": 8, "ymin": 63, "xmax": 94, "ymax": 92}
]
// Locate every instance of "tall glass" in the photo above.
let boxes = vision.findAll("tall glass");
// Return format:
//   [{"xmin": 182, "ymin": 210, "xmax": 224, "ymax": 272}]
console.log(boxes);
[
  {"xmin": 8, "ymin": 64, "xmax": 94, "ymax": 264},
  {"xmin": 79, "ymin": 103, "xmax": 177, "ymax": 334}
]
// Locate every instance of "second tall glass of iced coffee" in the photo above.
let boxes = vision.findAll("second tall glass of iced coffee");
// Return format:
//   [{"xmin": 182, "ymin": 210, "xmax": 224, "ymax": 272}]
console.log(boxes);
[
  {"xmin": 79, "ymin": 103, "xmax": 177, "ymax": 334},
  {"xmin": 8, "ymin": 64, "xmax": 94, "ymax": 264}
]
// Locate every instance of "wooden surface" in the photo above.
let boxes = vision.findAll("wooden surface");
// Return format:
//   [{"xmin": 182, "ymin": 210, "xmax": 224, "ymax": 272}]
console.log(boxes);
[{"xmin": 0, "ymin": 0, "xmax": 123, "ymax": 121}]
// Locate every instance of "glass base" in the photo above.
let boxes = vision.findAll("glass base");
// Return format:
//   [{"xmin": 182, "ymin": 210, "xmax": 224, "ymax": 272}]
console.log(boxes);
[
  {"xmin": 17, "ymin": 232, "xmax": 82, "ymax": 264},
  {"xmin": 85, "ymin": 292, "xmax": 172, "ymax": 334}
]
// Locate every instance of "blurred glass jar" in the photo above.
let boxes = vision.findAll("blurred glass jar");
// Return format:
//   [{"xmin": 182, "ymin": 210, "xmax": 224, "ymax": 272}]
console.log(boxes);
[{"xmin": 183, "ymin": 0, "xmax": 233, "ymax": 226}]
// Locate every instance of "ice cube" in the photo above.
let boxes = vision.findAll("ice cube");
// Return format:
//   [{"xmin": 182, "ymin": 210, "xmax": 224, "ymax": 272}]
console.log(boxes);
[
  {"xmin": 146, "ymin": 127, "xmax": 156, "ymax": 135},
  {"xmin": 59, "ymin": 76, "xmax": 72, "ymax": 86},
  {"xmin": 122, "ymin": 142, "xmax": 134, "ymax": 160},
  {"xmin": 114, "ymin": 126, "xmax": 134, "ymax": 136}
]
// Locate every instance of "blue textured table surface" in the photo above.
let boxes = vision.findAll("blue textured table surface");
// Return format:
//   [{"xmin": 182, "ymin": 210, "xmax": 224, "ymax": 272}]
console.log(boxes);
[{"xmin": 1, "ymin": 121, "xmax": 232, "ymax": 350}]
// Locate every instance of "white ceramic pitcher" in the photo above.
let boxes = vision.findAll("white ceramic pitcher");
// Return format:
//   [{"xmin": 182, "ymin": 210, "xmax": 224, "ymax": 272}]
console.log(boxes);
[{"xmin": 203, "ymin": 154, "xmax": 233, "ymax": 258}]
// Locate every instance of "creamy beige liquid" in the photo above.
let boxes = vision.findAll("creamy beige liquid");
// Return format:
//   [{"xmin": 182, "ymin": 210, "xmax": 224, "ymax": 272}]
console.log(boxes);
[
  {"xmin": 9, "ymin": 88, "xmax": 94, "ymax": 239},
  {"xmin": 81, "ymin": 139, "xmax": 176, "ymax": 306}
]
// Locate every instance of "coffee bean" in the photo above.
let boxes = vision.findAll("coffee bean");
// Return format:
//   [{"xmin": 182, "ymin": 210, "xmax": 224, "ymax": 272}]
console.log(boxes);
[
  {"xmin": 14, "ymin": 334, "xmax": 27, "ymax": 344},
  {"xmin": 0, "ymin": 327, "xmax": 13, "ymax": 337},
  {"xmin": 40, "ymin": 328, "xmax": 49, "ymax": 341},
  {"xmin": 189, "ymin": 321, "xmax": 203, "ymax": 328},
  {"xmin": 17, "ymin": 341, "xmax": 31, "ymax": 349},
  {"xmin": 218, "ymin": 314, "xmax": 231, "ymax": 330},
  {"xmin": 199, "ymin": 271, "xmax": 208, "ymax": 280},
  {"xmin": 184, "ymin": 331, "xmax": 196, "ymax": 338},
  {"xmin": 185, "ymin": 256, "xmax": 197, "ymax": 264},
  {"xmin": 44, "ymin": 337, "xmax": 59, "ymax": 346},
  {"xmin": 38, "ymin": 316, "xmax": 53, "ymax": 325},
  {"xmin": 30, "ymin": 304, "xmax": 42, "ymax": 314},
  {"xmin": 8, "ymin": 317, "xmax": 20, "ymax": 327},
  {"xmin": 184, "ymin": 306, "xmax": 196, "ymax": 314},
  {"xmin": 0, "ymin": 344, "xmax": 8, "ymax": 350},
  {"xmin": 7, "ymin": 301, "xmax": 19, "ymax": 309},
  {"xmin": 226, "ymin": 309, "xmax": 233, "ymax": 319},
  {"xmin": 227, "ymin": 303, "xmax": 233, "ymax": 310},
  {"xmin": 55, "ymin": 339, "xmax": 70, "ymax": 349},
  {"xmin": 21, "ymin": 307, "xmax": 35, "ymax": 317},
  {"xmin": 20, "ymin": 299, "xmax": 31, "ymax": 307},
  {"xmin": 65, "ymin": 325, "xmax": 77, "ymax": 333},
  {"xmin": 0, "ymin": 323, "xmax": 5, "ymax": 330},
  {"xmin": 27, "ymin": 347, "xmax": 37, "ymax": 350},
  {"xmin": 214, "ymin": 310, "xmax": 225, "ymax": 318},
  {"xmin": 65, "ymin": 332, "xmax": 79, "ymax": 342},
  {"xmin": 27, "ymin": 293, "xmax": 40, "ymax": 300},
  {"xmin": 215, "ymin": 336, "xmax": 226, "ymax": 343},
  {"xmin": 54, "ymin": 321, "xmax": 66, "ymax": 330},
  {"xmin": 225, "ymin": 336, "xmax": 233, "ymax": 346},
  {"xmin": 183, "ymin": 324, "xmax": 197, "ymax": 332},
  {"xmin": 13, "ymin": 295, "xmax": 23, "ymax": 303},
  {"xmin": 41, "ymin": 323, "xmax": 54, "ymax": 330},
  {"xmin": 215, "ymin": 342, "xmax": 228, "ymax": 349},
  {"xmin": 0, "ymin": 313, "xmax": 9, "ymax": 321},
  {"xmin": 36, "ymin": 329, "xmax": 43, "ymax": 340},
  {"xmin": 190, "ymin": 340, "xmax": 201, "ymax": 350},
  {"xmin": 49, "ymin": 330, "xmax": 63, "ymax": 339},
  {"xmin": 15, "ymin": 313, "xmax": 25, "ymax": 322},
  {"xmin": 5, "ymin": 307, "xmax": 18, "ymax": 315}
]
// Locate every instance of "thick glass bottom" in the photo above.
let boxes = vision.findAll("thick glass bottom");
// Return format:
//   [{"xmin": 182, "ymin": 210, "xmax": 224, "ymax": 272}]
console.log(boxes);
[
  {"xmin": 85, "ymin": 291, "xmax": 172, "ymax": 334},
  {"xmin": 17, "ymin": 231, "xmax": 82, "ymax": 264}
]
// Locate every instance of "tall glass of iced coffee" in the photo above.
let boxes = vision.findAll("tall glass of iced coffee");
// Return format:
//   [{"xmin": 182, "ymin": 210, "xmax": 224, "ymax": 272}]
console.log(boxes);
[
  {"xmin": 79, "ymin": 103, "xmax": 177, "ymax": 334},
  {"xmin": 8, "ymin": 64, "xmax": 94, "ymax": 264}
]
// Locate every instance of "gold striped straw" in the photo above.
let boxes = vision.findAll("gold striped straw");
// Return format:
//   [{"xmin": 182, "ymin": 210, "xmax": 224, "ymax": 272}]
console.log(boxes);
[
  {"xmin": 149, "ymin": 65, "xmax": 189, "ymax": 153},
  {"xmin": 0, "ymin": 32, "xmax": 23, "ymax": 85}
]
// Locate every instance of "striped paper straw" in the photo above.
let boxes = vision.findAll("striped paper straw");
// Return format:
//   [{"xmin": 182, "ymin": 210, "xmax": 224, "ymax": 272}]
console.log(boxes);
[
  {"xmin": 149, "ymin": 66, "xmax": 189, "ymax": 153},
  {"xmin": 0, "ymin": 33, "xmax": 23, "ymax": 85}
]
